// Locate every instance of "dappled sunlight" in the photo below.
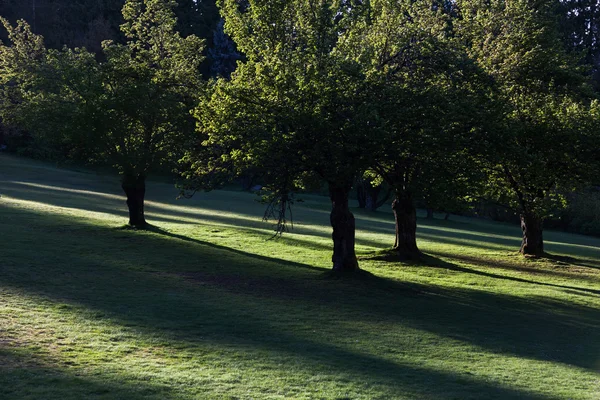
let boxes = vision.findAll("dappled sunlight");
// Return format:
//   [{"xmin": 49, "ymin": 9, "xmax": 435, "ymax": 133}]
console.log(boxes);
[{"xmin": 3, "ymin": 170, "xmax": 600, "ymax": 272}]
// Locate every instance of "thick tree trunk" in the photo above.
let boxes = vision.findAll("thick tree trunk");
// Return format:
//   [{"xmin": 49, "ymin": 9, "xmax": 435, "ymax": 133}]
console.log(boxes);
[
  {"xmin": 329, "ymin": 183, "xmax": 359, "ymax": 272},
  {"xmin": 122, "ymin": 174, "xmax": 147, "ymax": 228},
  {"xmin": 392, "ymin": 192, "xmax": 421, "ymax": 259},
  {"xmin": 520, "ymin": 213, "xmax": 544, "ymax": 256}
]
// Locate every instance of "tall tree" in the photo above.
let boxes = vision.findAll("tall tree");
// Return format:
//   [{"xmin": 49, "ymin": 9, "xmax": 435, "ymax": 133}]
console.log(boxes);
[
  {"xmin": 456, "ymin": 0, "xmax": 595, "ymax": 255},
  {"xmin": 208, "ymin": 19, "xmax": 240, "ymax": 78},
  {"xmin": 339, "ymin": 0, "xmax": 486, "ymax": 259},
  {"xmin": 182, "ymin": 0, "xmax": 383, "ymax": 272},
  {"xmin": 0, "ymin": 0, "xmax": 204, "ymax": 227},
  {"xmin": 0, "ymin": 0, "xmax": 125, "ymax": 53}
]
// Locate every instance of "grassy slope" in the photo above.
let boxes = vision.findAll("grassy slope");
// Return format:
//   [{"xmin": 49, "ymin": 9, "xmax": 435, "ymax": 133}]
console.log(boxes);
[{"xmin": 0, "ymin": 153, "xmax": 599, "ymax": 400}]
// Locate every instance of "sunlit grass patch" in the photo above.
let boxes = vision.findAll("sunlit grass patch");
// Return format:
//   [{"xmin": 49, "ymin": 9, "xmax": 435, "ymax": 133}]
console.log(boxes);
[{"xmin": 1, "ymin": 154, "xmax": 600, "ymax": 399}]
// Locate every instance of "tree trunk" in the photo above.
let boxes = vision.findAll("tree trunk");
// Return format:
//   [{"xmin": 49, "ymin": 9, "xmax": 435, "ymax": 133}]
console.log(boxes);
[
  {"xmin": 520, "ymin": 213, "xmax": 544, "ymax": 256},
  {"xmin": 444, "ymin": 213, "xmax": 450, "ymax": 221},
  {"xmin": 392, "ymin": 192, "xmax": 421, "ymax": 259},
  {"xmin": 356, "ymin": 181, "xmax": 367, "ymax": 209},
  {"xmin": 365, "ymin": 184, "xmax": 382, "ymax": 211},
  {"xmin": 122, "ymin": 174, "xmax": 147, "ymax": 228},
  {"xmin": 329, "ymin": 183, "xmax": 359, "ymax": 272},
  {"xmin": 426, "ymin": 208, "xmax": 434, "ymax": 219}
]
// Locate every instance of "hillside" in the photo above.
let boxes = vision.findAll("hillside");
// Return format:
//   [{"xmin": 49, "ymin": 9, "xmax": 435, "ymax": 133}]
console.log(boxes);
[{"xmin": 1, "ymin": 154, "xmax": 599, "ymax": 399}]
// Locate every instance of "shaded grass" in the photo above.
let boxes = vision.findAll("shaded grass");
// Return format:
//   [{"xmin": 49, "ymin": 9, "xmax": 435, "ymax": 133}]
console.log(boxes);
[{"xmin": 1, "ymin": 154, "xmax": 600, "ymax": 399}]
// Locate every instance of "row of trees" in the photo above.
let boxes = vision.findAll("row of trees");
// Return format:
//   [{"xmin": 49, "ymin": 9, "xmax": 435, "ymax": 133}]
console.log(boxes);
[{"xmin": 1, "ymin": 0, "xmax": 599, "ymax": 272}]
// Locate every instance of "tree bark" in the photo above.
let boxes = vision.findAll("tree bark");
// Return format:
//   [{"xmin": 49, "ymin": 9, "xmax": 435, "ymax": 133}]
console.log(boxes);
[
  {"xmin": 122, "ymin": 173, "xmax": 147, "ymax": 228},
  {"xmin": 329, "ymin": 183, "xmax": 359, "ymax": 272},
  {"xmin": 520, "ymin": 213, "xmax": 544, "ymax": 256},
  {"xmin": 356, "ymin": 181, "xmax": 367, "ymax": 209},
  {"xmin": 426, "ymin": 208, "xmax": 434, "ymax": 219},
  {"xmin": 392, "ymin": 191, "xmax": 421, "ymax": 259},
  {"xmin": 365, "ymin": 184, "xmax": 382, "ymax": 211}
]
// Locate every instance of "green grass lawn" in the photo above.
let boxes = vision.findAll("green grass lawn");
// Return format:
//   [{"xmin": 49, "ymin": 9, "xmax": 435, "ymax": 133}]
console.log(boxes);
[{"xmin": 1, "ymin": 153, "xmax": 600, "ymax": 399}]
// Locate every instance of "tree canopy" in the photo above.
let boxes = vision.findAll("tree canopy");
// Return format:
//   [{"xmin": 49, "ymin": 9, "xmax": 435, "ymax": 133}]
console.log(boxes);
[
  {"xmin": 456, "ymin": 0, "xmax": 598, "ymax": 255},
  {"xmin": 0, "ymin": 0, "xmax": 205, "ymax": 227}
]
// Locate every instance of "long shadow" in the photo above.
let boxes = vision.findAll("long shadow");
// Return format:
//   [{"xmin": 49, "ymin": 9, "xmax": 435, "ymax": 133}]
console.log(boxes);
[
  {"xmin": 6, "ymin": 178, "xmax": 600, "ymax": 266},
  {"xmin": 3, "ymin": 171, "xmax": 600, "ymax": 381},
  {"xmin": 3, "ymin": 206, "xmax": 600, "ymax": 380},
  {"xmin": 0, "ymin": 346, "xmax": 177, "ymax": 399},
  {"xmin": 141, "ymin": 224, "xmax": 325, "ymax": 274},
  {"xmin": 0, "ymin": 180, "xmax": 397, "ymax": 252},
  {"xmin": 418, "ymin": 254, "xmax": 600, "ymax": 296},
  {"xmin": 428, "ymin": 250, "xmax": 600, "ymax": 282},
  {"xmin": 543, "ymin": 253, "xmax": 600, "ymax": 270},
  {"xmin": 148, "ymin": 224, "xmax": 599, "ymax": 296}
]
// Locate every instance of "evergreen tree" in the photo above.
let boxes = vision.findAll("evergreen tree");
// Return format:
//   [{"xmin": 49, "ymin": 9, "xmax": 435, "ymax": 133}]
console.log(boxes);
[{"xmin": 208, "ymin": 19, "xmax": 240, "ymax": 78}]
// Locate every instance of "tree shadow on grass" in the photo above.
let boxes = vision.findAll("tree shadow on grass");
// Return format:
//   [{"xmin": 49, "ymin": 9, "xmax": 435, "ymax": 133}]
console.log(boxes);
[
  {"xmin": 0, "ymin": 305, "xmax": 556, "ymax": 400},
  {"xmin": 0, "ymin": 345, "xmax": 176, "ymax": 400},
  {"xmin": 415, "ymin": 252, "xmax": 600, "ymax": 291},
  {"xmin": 3, "ymin": 207, "xmax": 600, "ymax": 377},
  {"xmin": 542, "ymin": 253, "xmax": 600, "ymax": 270},
  {"xmin": 424, "ymin": 250, "xmax": 600, "ymax": 286},
  {"xmin": 6, "ymin": 177, "xmax": 600, "ymax": 265},
  {"xmin": 134, "ymin": 223, "xmax": 327, "ymax": 274}
]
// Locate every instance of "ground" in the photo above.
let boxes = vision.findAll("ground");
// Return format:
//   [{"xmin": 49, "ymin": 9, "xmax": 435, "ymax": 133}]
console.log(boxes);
[{"xmin": 0, "ymin": 154, "xmax": 599, "ymax": 399}]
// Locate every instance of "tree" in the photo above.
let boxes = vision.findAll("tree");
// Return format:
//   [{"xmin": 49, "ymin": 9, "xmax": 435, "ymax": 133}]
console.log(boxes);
[
  {"xmin": 356, "ymin": 172, "xmax": 392, "ymax": 212},
  {"xmin": 182, "ymin": 0, "xmax": 384, "ymax": 272},
  {"xmin": 0, "ymin": 0, "xmax": 204, "ymax": 227},
  {"xmin": 456, "ymin": 0, "xmax": 596, "ymax": 255},
  {"xmin": 339, "ymin": 0, "xmax": 486, "ymax": 259}
]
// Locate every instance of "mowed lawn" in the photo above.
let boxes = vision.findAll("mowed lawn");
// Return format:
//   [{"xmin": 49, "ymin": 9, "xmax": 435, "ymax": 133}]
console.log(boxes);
[{"xmin": 1, "ymin": 154, "xmax": 600, "ymax": 400}]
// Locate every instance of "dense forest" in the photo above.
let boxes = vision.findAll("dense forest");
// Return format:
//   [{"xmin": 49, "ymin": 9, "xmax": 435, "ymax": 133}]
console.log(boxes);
[{"xmin": 1, "ymin": 0, "xmax": 600, "ymax": 271}]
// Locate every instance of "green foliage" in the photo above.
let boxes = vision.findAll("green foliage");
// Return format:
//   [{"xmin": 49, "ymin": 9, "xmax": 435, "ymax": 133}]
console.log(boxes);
[
  {"xmin": 183, "ymin": 0, "xmax": 381, "ymax": 195},
  {"xmin": 0, "ymin": 0, "xmax": 205, "ymax": 180},
  {"xmin": 338, "ymin": 0, "xmax": 487, "ymax": 214},
  {"xmin": 456, "ymin": 0, "xmax": 598, "ymax": 222}
]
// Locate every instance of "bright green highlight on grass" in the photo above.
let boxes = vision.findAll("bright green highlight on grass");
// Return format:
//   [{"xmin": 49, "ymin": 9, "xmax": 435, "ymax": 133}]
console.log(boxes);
[{"xmin": 1, "ymin": 154, "xmax": 599, "ymax": 399}]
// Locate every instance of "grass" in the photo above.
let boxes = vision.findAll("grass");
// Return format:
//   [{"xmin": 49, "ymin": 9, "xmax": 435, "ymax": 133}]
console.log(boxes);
[{"xmin": 1, "ymin": 153, "xmax": 599, "ymax": 399}]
